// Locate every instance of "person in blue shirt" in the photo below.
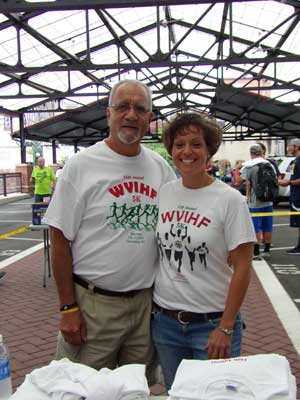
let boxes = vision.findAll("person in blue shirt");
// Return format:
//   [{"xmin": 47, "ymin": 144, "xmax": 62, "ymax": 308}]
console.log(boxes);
[{"xmin": 279, "ymin": 138, "xmax": 300, "ymax": 254}]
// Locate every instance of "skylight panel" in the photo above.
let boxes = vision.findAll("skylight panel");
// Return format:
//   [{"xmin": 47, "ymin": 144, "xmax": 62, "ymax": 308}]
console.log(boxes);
[
  {"xmin": 107, "ymin": 7, "xmax": 157, "ymax": 34},
  {"xmin": 1, "ymin": 27, "xmax": 18, "ymax": 66},
  {"xmin": 0, "ymin": 83, "xmax": 19, "ymax": 96},
  {"xmin": 264, "ymin": 62, "xmax": 300, "ymax": 83},
  {"xmin": 19, "ymin": 29, "xmax": 61, "ymax": 66}
]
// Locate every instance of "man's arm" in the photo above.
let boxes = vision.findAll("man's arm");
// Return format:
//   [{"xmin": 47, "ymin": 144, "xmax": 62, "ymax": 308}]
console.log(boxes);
[
  {"xmin": 246, "ymin": 179, "xmax": 251, "ymax": 202},
  {"xmin": 279, "ymin": 178, "xmax": 300, "ymax": 187},
  {"xmin": 50, "ymin": 169, "xmax": 56, "ymax": 190},
  {"xmin": 30, "ymin": 169, "xmax": 35, "ymax": 185},
  {"xmin": 50, "ymin": 226, "xmax": 86, "ymax": 344}
]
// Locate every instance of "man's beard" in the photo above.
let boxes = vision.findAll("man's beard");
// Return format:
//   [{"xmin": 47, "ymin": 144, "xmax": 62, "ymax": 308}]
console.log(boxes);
[{"xmin": 117, "ymin": 129, "xmax": 141, "ymax": 145}]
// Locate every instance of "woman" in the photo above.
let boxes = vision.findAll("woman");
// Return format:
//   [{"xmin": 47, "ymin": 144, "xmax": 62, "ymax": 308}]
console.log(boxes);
[
  {"xmin": 152, "ymin": 112, "xmax": 256, "ymax": 390},
  {"xmin": 232, "ymin": 159, "xmax": 246, "ymax": 194}
]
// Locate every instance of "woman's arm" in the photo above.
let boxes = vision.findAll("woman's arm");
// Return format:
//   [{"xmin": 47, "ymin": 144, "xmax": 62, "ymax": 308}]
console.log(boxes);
[{"xmin": 206, "ymin": 241, "xmax": 253, "ymax": 359}]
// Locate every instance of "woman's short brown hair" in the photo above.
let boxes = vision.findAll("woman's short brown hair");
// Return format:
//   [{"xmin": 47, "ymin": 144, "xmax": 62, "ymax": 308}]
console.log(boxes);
[{"xmin": 162, "ymin": 112, "xmax": 223, "ymax": 158}]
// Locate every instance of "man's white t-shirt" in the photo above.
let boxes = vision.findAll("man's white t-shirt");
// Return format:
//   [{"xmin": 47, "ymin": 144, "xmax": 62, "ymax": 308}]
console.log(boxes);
[
  {"xmin": 154, "ymin": 179, "xmax": 256, "ymax": 312},
  {"xmin": 44, "ymin": 141, "xmax": 176, "ymax": 291}
]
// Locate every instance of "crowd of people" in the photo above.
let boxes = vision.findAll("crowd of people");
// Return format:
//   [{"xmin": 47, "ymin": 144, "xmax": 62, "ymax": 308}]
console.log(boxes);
[{"xmin": 33, "ymin": 78, "xmax": 300, "ymax": 390}]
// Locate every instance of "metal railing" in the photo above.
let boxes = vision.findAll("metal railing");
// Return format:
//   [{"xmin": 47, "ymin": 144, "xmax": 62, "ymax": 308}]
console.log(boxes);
[{"xmin": 0, "ymin": 173, "xmax": 23, "ymax": 196}]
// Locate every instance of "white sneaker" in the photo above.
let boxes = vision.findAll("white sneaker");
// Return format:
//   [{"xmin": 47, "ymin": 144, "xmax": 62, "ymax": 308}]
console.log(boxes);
[{"xmin": 261, "ymin": 251, "xmax": 270, "ymax": 260}]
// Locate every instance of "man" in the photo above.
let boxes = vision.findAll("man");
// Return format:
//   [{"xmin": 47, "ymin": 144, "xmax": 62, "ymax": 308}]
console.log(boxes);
[
  {"xmin": 241, "ymin": 144, "xmax": 274, "ymax": 260},
  {"xmin": 31, "ymin": 157, "xmax": 56, "ymax": 202},
  {"xmin": 257, "ymin": 142, "xmax": 280, "ymax": 177},
  {"xmin": 43, "ymin": 80, "xmax": 176, "ymax": 382},
  {"xmin": 279, "ymin": 138, "xmax": 300, "ymax": 254}
]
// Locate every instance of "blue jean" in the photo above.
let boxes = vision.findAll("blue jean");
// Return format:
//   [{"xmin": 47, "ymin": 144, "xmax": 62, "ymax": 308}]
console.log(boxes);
[{"xmin": 151, "ymin": 310, "xmax": 243, "ymax": 390}]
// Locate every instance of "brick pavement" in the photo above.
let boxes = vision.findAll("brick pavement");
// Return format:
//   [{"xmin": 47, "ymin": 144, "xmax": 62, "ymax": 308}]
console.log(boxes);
[{"xmin": 0, "ymin": 249, "xmax": 299, "ymax": 396}]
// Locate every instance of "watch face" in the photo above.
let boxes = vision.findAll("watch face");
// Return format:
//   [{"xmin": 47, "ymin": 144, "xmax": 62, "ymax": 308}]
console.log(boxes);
[{"xmin": 218, "ymin": 326, "xmax": 233, "ymax": 335}]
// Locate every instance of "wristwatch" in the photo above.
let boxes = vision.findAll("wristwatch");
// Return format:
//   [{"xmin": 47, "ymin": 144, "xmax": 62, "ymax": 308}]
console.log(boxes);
[{"xmin": 217, "ymin": 326, "xmax": 234, "ymax": 335}]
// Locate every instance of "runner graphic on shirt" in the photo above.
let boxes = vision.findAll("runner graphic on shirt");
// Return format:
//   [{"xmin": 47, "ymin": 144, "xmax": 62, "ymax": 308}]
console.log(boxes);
[
  {"xmin": 162, "ymin": 232, "xmax": 173, "ymax": 263},
  {"xmin": 197, "ymin": 242, "xmax": 209, "ymax": 268},
  {"xmin": 157, "ymin": 232, "xmax": 164, "ymax": 261},
  {"xmin": 106, "ymin": 202, "xmax": 158, "ymax": 230},
  {"xmin": 170, "ymin": 224, "xmax": 188, "ymax": 273},
  {"xmin": 184, "ymin": 236, "xmax": 197, "ymax": 271}
]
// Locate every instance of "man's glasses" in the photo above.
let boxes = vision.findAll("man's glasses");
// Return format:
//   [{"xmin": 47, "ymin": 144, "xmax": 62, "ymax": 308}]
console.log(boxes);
[{"xmin": 109, "ymin": 103, "xmax": 150, "ymax": 116}]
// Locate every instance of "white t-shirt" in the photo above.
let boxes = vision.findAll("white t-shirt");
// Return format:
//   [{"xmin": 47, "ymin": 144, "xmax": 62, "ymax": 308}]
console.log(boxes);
[
  {"xmin": 11, "ymin": 360, "xmax": 149, "ymax": 400},
  {"xmin": 153, "ymin": 179, "xmax": 256, "ymax": 312},
  {"xmin": 168, "ymin": 355, "xmax": 296, "ymax": 400},
  {"xmin": 44, "ymin": 141, "xmax": 176, "ymax": 291},
  {"xmin": 55, "ymin": 168, "xmax": 63, "ymax": 179}
]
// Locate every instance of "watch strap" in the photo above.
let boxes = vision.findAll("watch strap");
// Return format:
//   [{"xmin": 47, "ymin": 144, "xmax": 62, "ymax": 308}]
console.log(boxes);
[{"xmin": 217, "ymin": 326, "xmax": 234, "ymax": 335}]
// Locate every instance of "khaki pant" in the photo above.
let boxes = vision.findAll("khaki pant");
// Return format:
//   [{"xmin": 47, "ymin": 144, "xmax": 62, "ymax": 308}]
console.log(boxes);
[{"xmin": 56, "ymin": 284, "xmax": 157, "ymax": 384}]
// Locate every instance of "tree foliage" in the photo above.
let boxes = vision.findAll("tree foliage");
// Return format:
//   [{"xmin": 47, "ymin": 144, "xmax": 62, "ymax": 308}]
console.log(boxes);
[{"xmin": 145, "ymin": 142, "xmax": 175, "ymax": 170}]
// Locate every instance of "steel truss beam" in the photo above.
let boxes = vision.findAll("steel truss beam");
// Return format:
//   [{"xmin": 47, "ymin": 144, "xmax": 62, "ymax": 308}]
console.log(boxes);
[
  {"xmin": 0, "ymin": 0, "xmax": 263, "ymax": 13},
  {"xmin": 1, "ymin": 0, "xmax": 300, "ymax": 145}
]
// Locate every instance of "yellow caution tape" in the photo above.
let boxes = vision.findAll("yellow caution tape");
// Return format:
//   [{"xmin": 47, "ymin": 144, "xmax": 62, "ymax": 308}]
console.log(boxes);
[
  {"xmin": 251, "ymin": 211, "xmax": 300, "ymax": 217},
  {"xmin": 0, "ymin": 212, "xmax": 297, "ymax": 239},
  {"xmin": 0, "ymin": 226, "xmax": 29, "ymax": 240}
]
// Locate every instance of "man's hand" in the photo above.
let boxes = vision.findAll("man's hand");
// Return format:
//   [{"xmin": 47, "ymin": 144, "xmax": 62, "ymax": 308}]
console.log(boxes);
[
  {"xmin": 60, "ymin": 310, "xmax": 87, "ymax": 345},
  {"xmin": 278, "ymin": 179, "xmax": 290, "ymax": 187}
]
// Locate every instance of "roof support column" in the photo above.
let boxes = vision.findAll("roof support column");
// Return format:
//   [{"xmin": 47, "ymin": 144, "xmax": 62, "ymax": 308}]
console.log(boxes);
[
  {"xmin": 19, "ymin": 113, "xmax": 26, "ymax": 163},
  {"xmin": 52, "ymin": 140, "xmax": 57, "ymax": 164}
]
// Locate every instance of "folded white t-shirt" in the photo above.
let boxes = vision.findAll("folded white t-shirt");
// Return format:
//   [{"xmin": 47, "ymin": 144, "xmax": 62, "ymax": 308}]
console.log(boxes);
[
  {"xmin": 168, "ymin": 354, "xmax": 296, "ymax": 400},
  {"xmin": 10, "ymin": 359, "xmax": 149, "ymax": 400}
]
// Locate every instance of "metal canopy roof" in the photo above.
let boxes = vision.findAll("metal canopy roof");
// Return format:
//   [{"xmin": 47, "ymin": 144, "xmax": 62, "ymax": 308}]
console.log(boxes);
[
  {"xmin": 11, "ymin": 84, "xmax": 300, "ymax": 147},
  {"xmin": 212, "ymin": 85, "xmax": 300, "ymax": 141},
  {"xmin": 1, "ymin": 0, "xmax": 300, "ymax": 146}
]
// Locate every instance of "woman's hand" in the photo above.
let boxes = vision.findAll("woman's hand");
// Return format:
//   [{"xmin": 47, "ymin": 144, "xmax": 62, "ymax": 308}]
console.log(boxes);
[{"xmin": 206, "ymin": 327, "xmax": 232, "ymax": 359}]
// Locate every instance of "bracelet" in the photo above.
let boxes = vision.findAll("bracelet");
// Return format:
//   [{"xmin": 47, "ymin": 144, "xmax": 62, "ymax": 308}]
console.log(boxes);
[
  {"xmin": 60, "ymin": 307, "xmax": 80, "ymax": 315},
  {"xmin": 60, "ymin": 302, "xmax": 78, "ymax": 312},
  {"xmin": 217, "ymin": 326, "xmax": 234, "ymax": 335}
]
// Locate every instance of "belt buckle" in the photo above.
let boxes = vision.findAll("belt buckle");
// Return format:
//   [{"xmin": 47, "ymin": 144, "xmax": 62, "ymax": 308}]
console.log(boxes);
[{"xmin": 177, "ymin": 311, "xmax": 189, "ymax": 325}]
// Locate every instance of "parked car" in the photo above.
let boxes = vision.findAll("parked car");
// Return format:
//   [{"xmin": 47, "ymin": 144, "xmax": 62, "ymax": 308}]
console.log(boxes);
[{"xmin": 270, "ymin": 156, "xmax": 295, "ymax": 205}]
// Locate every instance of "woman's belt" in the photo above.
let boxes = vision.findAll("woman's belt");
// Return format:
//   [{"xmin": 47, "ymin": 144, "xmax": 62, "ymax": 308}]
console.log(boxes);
[
  {"xmin": 153, "ymin": 303, "xmax": 223, "ymax": 325},
  {"xmin": 73, "ymin": 274, "xmax": 143, "ymax": 298}
]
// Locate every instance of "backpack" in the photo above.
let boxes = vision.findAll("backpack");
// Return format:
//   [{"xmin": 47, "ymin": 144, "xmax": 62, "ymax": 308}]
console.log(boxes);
[{"xmin": 254, "ymin": 162, "xmax": 279, "ymax": 202}]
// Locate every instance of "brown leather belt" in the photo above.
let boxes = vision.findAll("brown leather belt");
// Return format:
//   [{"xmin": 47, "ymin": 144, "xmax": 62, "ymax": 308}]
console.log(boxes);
[
  {"xmin": 153, "ymin": 303, "xmax": 223, "ymax": 325},
  {"xmin": 73, "ymin": 274, "xmax": 142, "ymax": 298}
]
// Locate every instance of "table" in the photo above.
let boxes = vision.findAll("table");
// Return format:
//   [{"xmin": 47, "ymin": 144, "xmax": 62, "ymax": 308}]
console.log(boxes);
[{"xmin": 29, "ymin": 224, "xmax": 51, "ymax": 287}]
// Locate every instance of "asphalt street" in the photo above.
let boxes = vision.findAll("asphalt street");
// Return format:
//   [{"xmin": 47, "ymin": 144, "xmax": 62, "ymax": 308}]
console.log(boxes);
[
  {"xmin": 268, "ymin": 204, "xmax": 300, "ymax": 312},
  {"xmin": 0, "ymin": 197, "xmax": 299, "ymax": 311},
  {"xmin": 0, "ymin": 197, "xmax": 42, "ymax": 261}
]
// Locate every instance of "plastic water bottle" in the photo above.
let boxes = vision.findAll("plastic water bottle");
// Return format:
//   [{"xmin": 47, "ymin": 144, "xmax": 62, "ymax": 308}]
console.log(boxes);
[{"xmin": 0, "ymin": 335, "xmax": 12, "ymax": 400}]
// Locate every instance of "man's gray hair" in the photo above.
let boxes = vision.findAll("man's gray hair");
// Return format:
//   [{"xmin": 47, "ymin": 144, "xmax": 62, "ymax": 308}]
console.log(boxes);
[
  {"xmin": 108, "ymin": 79, "xmax": 152, "ymax": 111},
  {"xmin": 289, "ymin": 138, "xmax": 300, "ymax": 147}
]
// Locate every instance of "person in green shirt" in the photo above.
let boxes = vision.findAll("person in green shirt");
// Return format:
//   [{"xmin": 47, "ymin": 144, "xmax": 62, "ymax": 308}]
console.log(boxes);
[{"xmin": 31, "ymin": 157, "xmax": 56, "ymax": 202}]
